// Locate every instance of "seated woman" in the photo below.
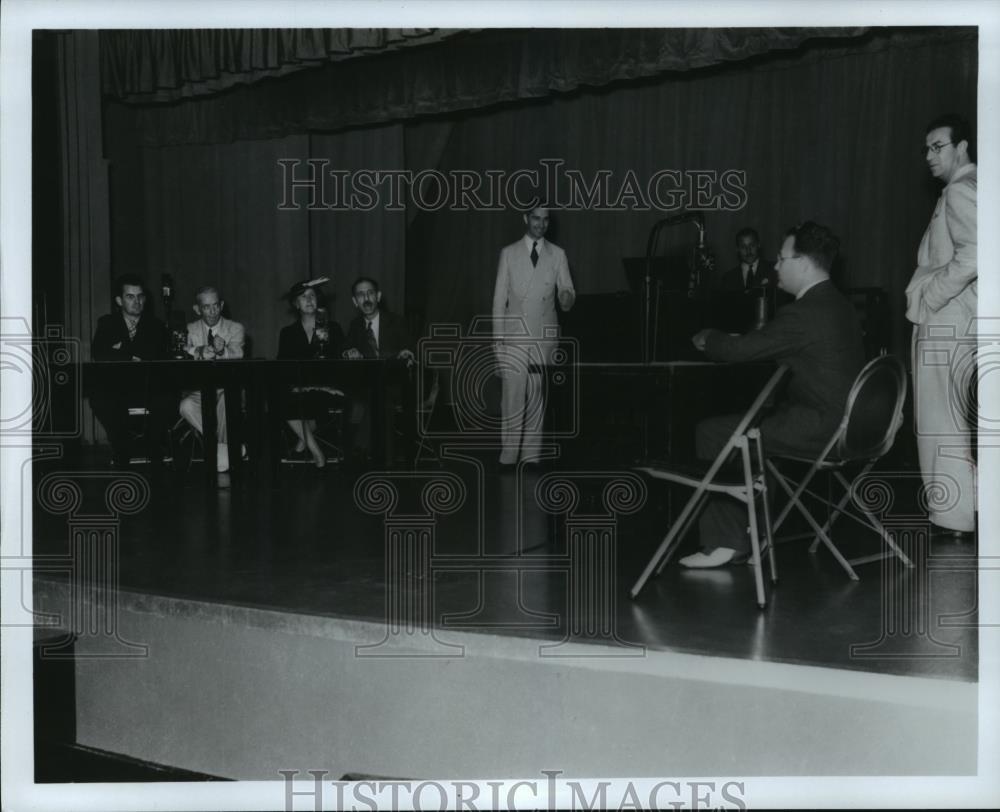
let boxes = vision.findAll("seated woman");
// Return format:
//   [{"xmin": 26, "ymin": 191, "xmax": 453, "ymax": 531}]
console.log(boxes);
[{"xmin": 277, "ymin": 278, "xmax": 345, "ymax": 468}]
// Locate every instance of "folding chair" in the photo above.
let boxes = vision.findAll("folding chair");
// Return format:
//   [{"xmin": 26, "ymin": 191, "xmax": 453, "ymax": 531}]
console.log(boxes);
[
  {"xmin": 630, "ymin": 364, "xmax": 789, "ymax": 607},
  {"xmin": 766, "ymin": 354, "xmax": 913, "ymax": 580}
]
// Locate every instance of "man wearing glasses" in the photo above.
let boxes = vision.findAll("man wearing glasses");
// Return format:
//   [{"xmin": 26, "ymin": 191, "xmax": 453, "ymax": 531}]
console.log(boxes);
[
  {"xmin": 905, "ymin": 114, "xmax": 977, "ymax": 540},
  {"xmin": 683, "ymin": 222, "xmax": 864, "ymax": 567}
]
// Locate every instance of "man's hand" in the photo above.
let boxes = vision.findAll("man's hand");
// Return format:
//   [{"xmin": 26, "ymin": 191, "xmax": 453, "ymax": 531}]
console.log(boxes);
[
  {"xmin": 397, "ymin": 349, "xmax": 416, "ymax": 367},
  {"xmin": 558, "ymin": 288, "xmax": 575, "ymax": 311},
  {"xmin": 112, "ymin": 341, "xmax": 122, "ymax": 350},
  {"xmin": 343, "ymin": 348, "xmax": 363, "ymax": 360},
  {"xmin": 211, "ymin": 334, "xmax": 226, "ymax": 355},
  {"xmin": 691, "ymin": 329, "xmax": 711, "ymax": 352}
]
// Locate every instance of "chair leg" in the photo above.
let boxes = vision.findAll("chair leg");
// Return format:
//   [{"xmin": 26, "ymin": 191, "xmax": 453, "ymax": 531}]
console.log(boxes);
[
  {"xmin": 653, "ymin": 489, "xmax": 709, "ymax": 576},
  {"xmin": 808, "ymin": 470, "xmax": 849, "ymax": 553},
  {"xmin": 834, "ymin": 471, "xmax": 914, "ymax": 567},
  {"xmin": 741, "ymin": 441, "xmax": 767, "ymax": 608},
  {"xmin": 631, "ymin": 485, "xmax": 709, "ymax": 598},
  {"xmin": 768, "ymin": 458, "xmax": 822, "ymax": 534},
  {"xmin": 753, "ymin": 434, "xmax": 779, "ymax": 585}
]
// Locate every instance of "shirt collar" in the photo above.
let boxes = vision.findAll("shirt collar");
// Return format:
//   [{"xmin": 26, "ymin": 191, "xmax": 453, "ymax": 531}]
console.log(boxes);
[
  {"xmin": 123, "ymin": 313, "xmax": 139, "ymax": 328},
  {"xmin": 365, "ymin": 312, "xmax": 380, "ymax": 329},
  {"xmin": 522, "ymin": 235, "xmax": 545, "ymax": 252},
  {"xmin": 947, "ymin": 162, "xmax": 976, "ymax": 186}
]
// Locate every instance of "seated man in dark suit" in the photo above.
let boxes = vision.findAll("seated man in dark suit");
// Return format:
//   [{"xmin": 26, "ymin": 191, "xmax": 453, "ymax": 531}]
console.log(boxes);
[
  {"xmin": 682, "ymin": 221, "xmax": 864, "ymax": 567},
  {"xmin": 90, "ymin": 273, "xmax": 170, "ymax": 467},
  {"xmin": 341, "ymin": 276, "xmax": 415, "ymax": 464}
]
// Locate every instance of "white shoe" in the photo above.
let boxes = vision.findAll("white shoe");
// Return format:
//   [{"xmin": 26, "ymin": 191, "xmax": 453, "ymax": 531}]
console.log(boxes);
[
  {"xmin": 679, "ymin": 547, "xmax": 740, "ymax": 568},
  {"xmin": 216, "ymin": 443, "xmax": 229, "ymax": 473}
]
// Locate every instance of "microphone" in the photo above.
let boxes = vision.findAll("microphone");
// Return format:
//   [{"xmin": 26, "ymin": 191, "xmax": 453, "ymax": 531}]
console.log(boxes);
[{"xmin": 161, "ymin": 274, "xmax": 174, "ymax": 301}]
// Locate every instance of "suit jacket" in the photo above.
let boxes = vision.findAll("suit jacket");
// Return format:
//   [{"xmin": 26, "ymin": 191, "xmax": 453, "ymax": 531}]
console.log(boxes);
[
  {"xmin": 344, "ymin": 310, "xmax": 412, "ymax": 359},
  {"xmin": 278, "ymin": 319, "xmax": 345, "ymax": 360},
  {"xmin": 492, "ymin": 236, "xmax": 575, "ymax": 365},
  {"xmin": 92, "ymin": 312, "xmax": 169, "ymax": 361},
  {"xmin": 905, "ymin": 163, "xmax": 977, "ymax": 326},
  {"xmin": 185, "ymin": 316, "xmax": 245, "ymax": 359},
  {"xmin": 717, "ymin": 261, "xmax": 775, "ymax": 292},
  {"xmin": 702, "ymin": 279, "xmax": 864, "ymax": 455}
]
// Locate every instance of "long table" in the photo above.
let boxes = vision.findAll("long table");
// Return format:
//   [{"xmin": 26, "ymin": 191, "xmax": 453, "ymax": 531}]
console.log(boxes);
[
  {"xmin": 82, "ymin": 359, "xmax": 414, "ymax": 482},
  {"xmin": 543, "ymin": 360, "xmax": 777, "ymax": 465}
]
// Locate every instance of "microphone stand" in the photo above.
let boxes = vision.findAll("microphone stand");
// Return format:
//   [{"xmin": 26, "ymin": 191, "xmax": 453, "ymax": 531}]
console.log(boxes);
[{"xmin": 641, "ymin": 213, "xmax": 705, "ymax": 363}]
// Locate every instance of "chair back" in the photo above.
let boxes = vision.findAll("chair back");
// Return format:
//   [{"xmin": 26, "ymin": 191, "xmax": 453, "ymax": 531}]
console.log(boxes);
[{"xmin": 835, "ymin": 355, "xmax": 906, "ymax": 461}]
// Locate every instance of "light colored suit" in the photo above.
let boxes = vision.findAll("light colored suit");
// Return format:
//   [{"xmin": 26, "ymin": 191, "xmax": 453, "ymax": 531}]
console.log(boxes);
[
  {"xmin": 905, "ymin": 163, "xmax": 977, "ymax": 531},
  {"xmin": 492, "ymin": 235, "xmax": 575, "ymax": 463},
  {"xmin": 179, "ymin": 317, "xmax": 246, "ymax": 442}
]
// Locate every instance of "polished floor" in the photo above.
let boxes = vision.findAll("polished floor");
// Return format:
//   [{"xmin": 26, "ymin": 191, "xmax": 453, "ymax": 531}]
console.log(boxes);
[{"xmin": 31, "ymin": 442, "xmax": 978, "ymax": 683}]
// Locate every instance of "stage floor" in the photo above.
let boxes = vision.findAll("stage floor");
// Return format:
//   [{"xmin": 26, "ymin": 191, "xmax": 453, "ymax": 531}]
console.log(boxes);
[{"xmin": 31, "ymin": 447, "xmax": 978, "ymax": 684}]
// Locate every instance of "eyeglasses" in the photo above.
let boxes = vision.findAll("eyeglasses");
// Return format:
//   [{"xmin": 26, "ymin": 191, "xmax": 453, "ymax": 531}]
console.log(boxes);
[
  {"xmin": 925, "ymin": 141, "xmax": 953, "ymax": 155},
  {"xmin": 775, "ymin": 254, "xmax": 799, "ymax": 264}
]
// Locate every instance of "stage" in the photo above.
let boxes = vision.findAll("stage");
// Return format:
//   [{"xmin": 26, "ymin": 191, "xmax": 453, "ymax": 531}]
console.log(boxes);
[{"xmin": 30, "ymin": 444, "xmax": 978, "ymax": 781}]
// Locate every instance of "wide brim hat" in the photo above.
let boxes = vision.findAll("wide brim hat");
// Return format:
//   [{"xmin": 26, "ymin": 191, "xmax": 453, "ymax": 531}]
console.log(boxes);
[{"xmin": 284, "ymin": 277, "xmax": 329, "ymax": 302}]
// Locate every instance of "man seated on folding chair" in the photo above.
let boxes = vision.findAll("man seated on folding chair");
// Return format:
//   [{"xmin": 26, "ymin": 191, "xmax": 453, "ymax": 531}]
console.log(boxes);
[
  {"xmin": 684, "ymin": 221, "xmax": 864, "ymax": 568},
  {"xmin": 90, "ymin": 274, "xmax": 172, "ymax": 468},
  {"xmin": 178, "ymin": 286, "xmax": 246, "ymax": 473}
]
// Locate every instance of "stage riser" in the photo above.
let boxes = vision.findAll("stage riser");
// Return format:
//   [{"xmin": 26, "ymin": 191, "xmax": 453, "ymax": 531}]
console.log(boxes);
[{"xmin": 35, "ymin": 579, "xmax": 976, "ymax": 779}]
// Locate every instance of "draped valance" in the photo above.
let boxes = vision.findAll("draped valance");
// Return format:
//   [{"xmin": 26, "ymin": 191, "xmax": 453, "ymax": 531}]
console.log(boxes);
[
  {"xmin": 103, "ymin": 27, "xmax": 875, "ymax": 147},
  {"xmin": 101, "ymin": 28, "xmax": 468, "ymax": 103}
]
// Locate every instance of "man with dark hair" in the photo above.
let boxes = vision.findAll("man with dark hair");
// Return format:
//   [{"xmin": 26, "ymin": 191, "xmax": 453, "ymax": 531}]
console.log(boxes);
[
  {"xmin": 492, "ymin": 205, "xmax": 576, "ymax": 466},
  {"xmin": 906, "ymin": 114, "xmax": 977, "ymax": 538},
  {"xmin": 341, "ymin": 276, "xmax": 414, "ymax": 466},
  {"xmin": 717, "ymin": 227, "xmax": 772, "ymax": 291},
  {"xmin": 681, "ymin": 221, "xmax": 864, "ymax": 567},
  {"xmin": 342, "ymin": 277, "xmax": 414, "ymax": 362},
  {"xmin": 90, "ymin": 274, "xmax": 170, "ymax": 467}
]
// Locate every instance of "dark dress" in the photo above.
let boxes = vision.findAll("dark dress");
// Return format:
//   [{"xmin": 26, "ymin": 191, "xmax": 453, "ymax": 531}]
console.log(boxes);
[{"xmin": 276, "ymin": 320, "xmax": 345, "ymax": 420}]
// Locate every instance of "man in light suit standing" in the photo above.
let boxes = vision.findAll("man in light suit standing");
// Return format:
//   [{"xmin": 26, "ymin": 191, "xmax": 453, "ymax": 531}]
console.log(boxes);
[
  {"xmin": 492, "ymin": 206, "xmax": 576, "ymax": 466},
  {"xmin": 179, "ymin": 285, "xmax": 246, "ymax": 472},
  {"xmin": 906, "ymin": 114, "xmax": 977, "ymax": 539}
]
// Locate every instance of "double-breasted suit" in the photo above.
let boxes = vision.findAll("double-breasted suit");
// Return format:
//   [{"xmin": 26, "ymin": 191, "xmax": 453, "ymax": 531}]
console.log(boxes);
[
  {"xmin": 905, "ymin": 163, "xmax": 977, "ymax": 531},
  {"xmin": 492, "ymin": 235, "xmax": 576, "ymax": 463}
]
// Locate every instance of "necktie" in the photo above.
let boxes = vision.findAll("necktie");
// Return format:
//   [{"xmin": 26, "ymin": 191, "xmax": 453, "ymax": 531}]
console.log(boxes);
[
  {"xmin": 365, "ymin": 321, "xmax": 379, "ymax": 357},
  {"xmin": 126, "ymin": 318, "xmax": 137, "ymax": 340},
  {"xmin": 207, "ymin": 328, "xmax": 215, "ymax": 347},
  {"xmin": 530, "ymin": 241, "xmax": 539, "ymax": 267}
]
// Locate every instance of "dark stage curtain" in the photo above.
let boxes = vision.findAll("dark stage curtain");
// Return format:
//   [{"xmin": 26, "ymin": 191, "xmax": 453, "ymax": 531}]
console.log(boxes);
[
  {"xmin": 103, "ymin": 28, "xmax": 867, "ymax": 148},
  {"xmin": 406, "ymin": 28, "xmax": 977, "ymax": 358},
  {"xmin": 101, "ymin": 28, "xmax": 466, "ymax": 103},
  {"xmin": 104, "ymin": 28, "xmax": 977, "ymax": 362}
]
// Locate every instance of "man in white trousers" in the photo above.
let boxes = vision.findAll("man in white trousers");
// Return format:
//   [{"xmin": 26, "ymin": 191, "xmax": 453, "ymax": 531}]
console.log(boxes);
[
  {"xmin": 905, "ymin": 114, "xmax": 977, "ymax": 539},
  {"xmin": 492, "ymin": 206, "xmax": 576, "ymax": 466}
]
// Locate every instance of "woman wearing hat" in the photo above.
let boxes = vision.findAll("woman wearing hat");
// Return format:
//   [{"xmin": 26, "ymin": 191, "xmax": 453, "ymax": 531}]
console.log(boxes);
[{"xmin": 277, "ymin": 278, "xmax": 345, "ymax": 468}]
